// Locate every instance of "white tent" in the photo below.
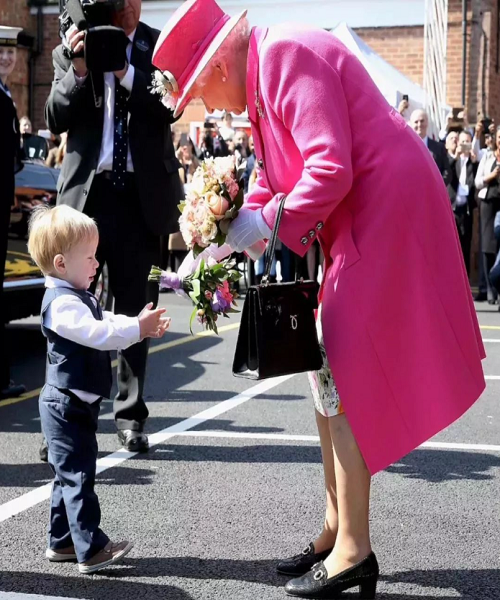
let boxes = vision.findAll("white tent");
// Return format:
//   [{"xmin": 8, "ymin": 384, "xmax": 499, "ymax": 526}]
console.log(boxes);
[{"xmin": 332, "ymin": 22, "xmax": 426, "ymax": 115}]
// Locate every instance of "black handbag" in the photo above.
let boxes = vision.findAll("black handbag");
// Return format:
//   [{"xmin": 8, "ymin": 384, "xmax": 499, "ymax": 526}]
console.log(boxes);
[{"xmin": 232, "ymin": 196, "xmax": 323, "ymax": 380}]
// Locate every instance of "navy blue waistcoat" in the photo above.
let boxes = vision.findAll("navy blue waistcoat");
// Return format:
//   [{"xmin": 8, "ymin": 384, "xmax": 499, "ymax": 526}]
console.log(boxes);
[{"xmin": 41, "ymin": 287, "xmax": 112, "ymax": 398}]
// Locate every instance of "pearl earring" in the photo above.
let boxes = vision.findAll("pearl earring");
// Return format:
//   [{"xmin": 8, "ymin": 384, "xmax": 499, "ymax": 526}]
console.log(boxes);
[{"xmin": 222, "ymin": 76, "xmax": 227, "ymax": 83}]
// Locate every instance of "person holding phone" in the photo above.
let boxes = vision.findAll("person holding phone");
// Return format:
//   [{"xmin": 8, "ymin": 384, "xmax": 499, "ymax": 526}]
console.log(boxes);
[
  {"xmin": 446, "ymin": 130, "xmax": 478, "ymax": 275},
  {"xmin": 197, "ymin": 121, "xmax": 230, "ymax": 159}
]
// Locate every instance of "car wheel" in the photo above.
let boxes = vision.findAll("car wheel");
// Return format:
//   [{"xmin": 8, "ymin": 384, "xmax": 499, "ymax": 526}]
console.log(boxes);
[{"xmin": 95, "ymin": 263, "xmax": 113, "ymax": 311}]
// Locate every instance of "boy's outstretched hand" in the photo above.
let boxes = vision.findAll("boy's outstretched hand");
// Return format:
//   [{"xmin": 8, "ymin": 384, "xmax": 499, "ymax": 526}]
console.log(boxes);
[{"xmin": 139, "ymin": 303, "xmax": 171, "ymax": 340}]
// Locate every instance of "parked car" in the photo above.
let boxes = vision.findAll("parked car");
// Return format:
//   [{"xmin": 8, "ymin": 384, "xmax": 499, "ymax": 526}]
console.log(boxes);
[{"xmin": 4, "ymin": 161, "xmax": 112, "ymax": 323}]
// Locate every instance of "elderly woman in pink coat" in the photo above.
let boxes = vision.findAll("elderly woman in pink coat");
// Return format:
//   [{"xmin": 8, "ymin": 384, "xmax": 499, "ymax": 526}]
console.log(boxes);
[{"xmin": 153, "ymin": 1, "xmax": 485, "ymax": 598}]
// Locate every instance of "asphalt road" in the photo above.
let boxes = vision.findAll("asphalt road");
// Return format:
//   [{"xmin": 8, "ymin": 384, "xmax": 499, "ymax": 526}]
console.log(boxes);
[{"xmin": 1, "ymin": 293, "xmax": 499, "ymax": 600}]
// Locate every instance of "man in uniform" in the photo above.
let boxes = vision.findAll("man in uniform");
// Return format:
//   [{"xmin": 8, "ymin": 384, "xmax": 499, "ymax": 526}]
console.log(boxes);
[{"xmin": 0, "ymin": 26, "xmax": 26, "ymax": 400}]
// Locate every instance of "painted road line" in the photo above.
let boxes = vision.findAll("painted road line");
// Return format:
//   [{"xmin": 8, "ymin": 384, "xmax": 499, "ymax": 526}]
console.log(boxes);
[
  {"xmin": 483, "ymin": 339, "xmax": 500, "ymax": 342},
  {"xmin": 485, "ymin": 376, "xmax": 500, "ymax": 380},
  {"xmin": 0, "ymin": 374, "xmax": 293, "ymax": 523},
  {"xmin": 0, "ymin": 594, "xmax": 85, "ymax": 600},
  {"xmin": 480, "ymin": 325, "xmax": 500, "ymax": 330},
  {"xmin": 167, "ymin": 431, "xmax": 500, "ymax": 454},
  {"xmin": 0, "ymin": 323, "xmax": 240, "ymax": 409}
]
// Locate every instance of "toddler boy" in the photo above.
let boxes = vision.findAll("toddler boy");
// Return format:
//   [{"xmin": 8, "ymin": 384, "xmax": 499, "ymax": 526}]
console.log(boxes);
[{"xmin": 28, "ymin": 205, "xmax": 170, "ymax": 574}]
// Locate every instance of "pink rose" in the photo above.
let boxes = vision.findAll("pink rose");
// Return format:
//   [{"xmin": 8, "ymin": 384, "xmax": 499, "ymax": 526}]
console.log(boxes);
[
  {"xmin": 206, "ymin": 191, "xmax": 230, "ymax": 219},
  {"xmin": 205, "ymin": 290, "xmax": 213, "ymax": 300}
]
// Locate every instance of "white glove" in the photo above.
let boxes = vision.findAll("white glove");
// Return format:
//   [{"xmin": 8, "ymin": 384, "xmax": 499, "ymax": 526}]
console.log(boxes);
[
  {"xmin": 177, "ymin": 243, "xmax": 234, "ymax": 280},
  {"xmin": 226, "ymin": 208, "xmax": 272, "ymax": 253}
]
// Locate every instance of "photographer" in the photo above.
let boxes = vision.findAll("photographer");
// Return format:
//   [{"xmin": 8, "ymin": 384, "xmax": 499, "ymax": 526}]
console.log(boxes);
[
  {"xmin": 197, "ymin": 122, "xmax": 230, "ymax": 160},
  {"xmin": 45, "ymin": 0, "xmax": 182, "ymax": 452},
  {"xmin": 446, "ymin": 130, "xmax": 478, "ymax": 275}
]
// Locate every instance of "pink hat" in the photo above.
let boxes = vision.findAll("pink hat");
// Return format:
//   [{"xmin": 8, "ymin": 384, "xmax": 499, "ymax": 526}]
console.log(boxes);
[{"xmin": 152, "ymin": 0, "xmax": 247, "ymax": 118}]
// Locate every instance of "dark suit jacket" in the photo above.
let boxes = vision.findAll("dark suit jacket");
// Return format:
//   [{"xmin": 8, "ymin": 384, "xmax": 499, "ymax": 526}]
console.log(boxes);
[
  {"xmin": 0, "ymin": 87, "xmax": 21, "ymax": 206},
  {"xmin": 427, "ymin": 138, "xmax": 451, "ymax": 186},
  {"xmin": 45, "ymin": 22, "xmax": 183, "ymax": 236},
  {"xmin": 446, "ymin": 154, "xmax": 478, "ymax": 214}
]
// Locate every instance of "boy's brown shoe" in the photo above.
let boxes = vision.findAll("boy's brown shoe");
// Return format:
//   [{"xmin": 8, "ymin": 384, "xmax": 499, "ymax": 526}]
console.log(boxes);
[
  {"xmin": 78, "ymin": 540, "xmax": 134, "ymax": 574},
  {"xmin": 46, "ymin": 545, "xmax": 77, "ymax": 562}
]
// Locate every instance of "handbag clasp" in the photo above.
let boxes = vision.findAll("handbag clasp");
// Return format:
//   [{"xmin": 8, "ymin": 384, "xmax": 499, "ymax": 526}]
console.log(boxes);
[{"xmin": 290, "ymin": 315, "xmax": 298, "ymax": 330}]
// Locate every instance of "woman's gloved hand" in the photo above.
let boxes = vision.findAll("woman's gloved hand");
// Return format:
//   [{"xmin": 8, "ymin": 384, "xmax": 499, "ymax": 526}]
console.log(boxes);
[
  {"xmin": 226, "ymin": 208, "xmax": 271, "ymax": 253},
  {"xmin": 177, "ymin": 243, "xmax": 233, "ymax": 281}
]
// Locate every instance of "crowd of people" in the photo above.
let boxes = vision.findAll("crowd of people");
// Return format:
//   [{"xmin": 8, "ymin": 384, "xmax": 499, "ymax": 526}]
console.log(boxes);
[{"xmin": 401, "ymin": 101, "xmax": 500, "ymax": 306}]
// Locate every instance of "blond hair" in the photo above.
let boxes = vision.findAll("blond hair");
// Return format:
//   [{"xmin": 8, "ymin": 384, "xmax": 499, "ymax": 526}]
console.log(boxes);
[{"xmin": 28, "ymin": 205, "xmax": 98, "ymax": 275}]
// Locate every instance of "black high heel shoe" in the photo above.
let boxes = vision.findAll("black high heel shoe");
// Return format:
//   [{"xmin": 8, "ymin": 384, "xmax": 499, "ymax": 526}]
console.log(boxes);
[
  {"xmin": 284, "ymin": 552, "xmax": 379, "ymax": 599},
  {"xmin": 277, "ymin": 542, "xmax": 334, "ymax": 576}
]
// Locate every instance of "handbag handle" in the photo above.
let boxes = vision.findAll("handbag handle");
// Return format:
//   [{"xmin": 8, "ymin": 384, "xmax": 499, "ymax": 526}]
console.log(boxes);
[{"xmin": 262, "ymin": 195, "xmax": 287, "ymax": 284}]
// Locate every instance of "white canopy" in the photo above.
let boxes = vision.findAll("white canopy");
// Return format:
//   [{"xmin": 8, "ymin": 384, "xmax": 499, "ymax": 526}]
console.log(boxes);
[{"xmin": 332, "ymin": 22, "xmax": 426, "ymax": 114}]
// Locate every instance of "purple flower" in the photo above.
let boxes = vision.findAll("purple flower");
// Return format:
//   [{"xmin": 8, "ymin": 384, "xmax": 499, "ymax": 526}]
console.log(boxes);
[
  {"xmin": 211, "ymin": 289, "xmax": 231, "ymax": 313},
  {"xmin": 160, "ymin": 272, "xmax": 182, "ymax": 290}
]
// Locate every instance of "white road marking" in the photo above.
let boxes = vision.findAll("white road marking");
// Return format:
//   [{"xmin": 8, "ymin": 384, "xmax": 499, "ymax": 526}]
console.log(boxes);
[
  {"xmin": 0, "ymin": 375, "xmax": 294, "ymax": 524},
  {"xmin": 0, "ymin": 594, "xmax": 85, "ymax": 600},
  {"xmin": 170, "ymin": 430, "xmax": 500, "ymax": 453},
  {"xmin": 482, "ymin": 338, "xmax": 500, "ymax": 342},
  {"xmin": 485, "ymin": 376, "xmax": 500, "ymax": 380}
]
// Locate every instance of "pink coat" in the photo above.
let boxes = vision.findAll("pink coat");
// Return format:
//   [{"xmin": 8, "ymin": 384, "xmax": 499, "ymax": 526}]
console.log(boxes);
[{"xmin": 245, "ymin": 26, "xmax": 486, "ymax": 475}]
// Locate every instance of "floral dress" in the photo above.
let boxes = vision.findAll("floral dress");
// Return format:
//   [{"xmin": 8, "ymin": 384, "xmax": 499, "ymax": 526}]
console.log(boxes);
[{"xmin": 308, "ymin": 304, "xmax": 344, "ymax": 418}]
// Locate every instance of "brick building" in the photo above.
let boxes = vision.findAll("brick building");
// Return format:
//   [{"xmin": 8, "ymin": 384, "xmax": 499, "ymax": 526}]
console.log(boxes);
[{"xmin": 1, "ymin": 0, "xmax": 500, "ymax": 132}]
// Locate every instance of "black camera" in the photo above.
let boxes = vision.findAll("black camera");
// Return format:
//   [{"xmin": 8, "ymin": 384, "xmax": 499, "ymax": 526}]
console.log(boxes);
[{"xmin": 59, "ymin": 0, "xmax": 129, "ymax": 72}]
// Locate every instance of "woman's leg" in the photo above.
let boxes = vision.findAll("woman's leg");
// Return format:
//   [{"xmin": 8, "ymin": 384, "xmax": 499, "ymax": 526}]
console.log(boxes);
[
  {"xmin": 323, "ymin": 413, "xmax": 372, "ymax": 577},
  {"xmin": 312, "ymin": 410, "xmax": 338, "ymax": 552}
]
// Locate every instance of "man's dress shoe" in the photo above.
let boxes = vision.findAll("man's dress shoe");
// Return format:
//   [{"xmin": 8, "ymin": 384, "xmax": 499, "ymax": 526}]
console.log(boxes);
[
  {"xmin": 0, "ymin": 381, "xmax": 26, "ymax": 400},
  {"xmin": 117, "ymin": 430, "xmax": 149, "ymax": 452}
]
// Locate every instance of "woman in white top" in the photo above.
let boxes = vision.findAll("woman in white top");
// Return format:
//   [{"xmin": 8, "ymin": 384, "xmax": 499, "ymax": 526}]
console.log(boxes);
[{"xmin": 475, "ymin": 126, "xmax": 500, "ymax": 302}]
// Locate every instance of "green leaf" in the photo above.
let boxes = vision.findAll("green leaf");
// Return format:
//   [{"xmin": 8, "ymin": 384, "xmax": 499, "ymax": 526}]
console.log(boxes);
[
  {"xmin": 191, "ymin": 278, "xmax": 201, "ymax": 300},
  {"xmin": 233, "ymin": 187, "xmax": 244, "ymax": 210},
  {"xmin": 178, "ymin": 201, "xmax": 186, "ymax": 214},
  {"xmin": 193, "ymin": 259, "xmax": 203, "ymax": 281},
  {"xmin": 219, "ymin": 218, "xmax": 231, "ymax": 235},
  {"xmin": 193, "ymin": 243, "xmax": 204, "ymax": 258},
  {"xmin": 189, "ymin": 307, "xmax": 197, "ymax": 335}
]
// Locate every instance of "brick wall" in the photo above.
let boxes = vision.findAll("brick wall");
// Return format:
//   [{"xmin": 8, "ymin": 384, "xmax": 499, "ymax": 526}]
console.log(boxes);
[
  {"xmin": 355, "ymin": 26, "xmax": 425, "ymax": 86},
  {"xmin": 33, "ymin": 13, "xmax": 60, "ymax": 130}
]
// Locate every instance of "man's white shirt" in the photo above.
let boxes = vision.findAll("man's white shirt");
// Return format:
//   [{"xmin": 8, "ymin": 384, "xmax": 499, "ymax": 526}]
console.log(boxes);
[
  {"xmin": 456, "ymin": 155, "xmax": 469, "ymax": 207},
  {"xmin": 73, "ymin": 29, "xmax": 136, "ymax": 174},
  {"xmin": 44, "ymin": 275, "xmax": 140, "ymax": 402}
]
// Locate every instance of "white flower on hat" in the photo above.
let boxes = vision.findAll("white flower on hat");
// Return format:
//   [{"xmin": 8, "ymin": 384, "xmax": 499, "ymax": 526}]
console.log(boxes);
[{"xmin": 150, "ymin": 70, "xmax": 179, "ymax": 111}]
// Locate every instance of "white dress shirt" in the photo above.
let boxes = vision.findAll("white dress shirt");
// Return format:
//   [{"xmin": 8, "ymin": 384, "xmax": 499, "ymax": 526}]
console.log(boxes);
[
  {"xmin": 74, "ymin": 29, "xmax": 136, "ymax": 174},
  {"xmin": 44, "ymin": 275, "xmax": 140, "ymax": 402},
  {"xmin": 456, "ymin": 156, "xmax": 469, "ymax": 207}
]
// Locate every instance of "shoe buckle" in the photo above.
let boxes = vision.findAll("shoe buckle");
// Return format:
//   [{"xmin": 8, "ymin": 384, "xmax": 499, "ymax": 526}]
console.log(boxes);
[
  {"xmin": 301, "ymin": 546, "xmax": 311, "ymax": 556},
  {"xmin": 313, "ymin": 569, "xmax": 324, "ymax": 581}
]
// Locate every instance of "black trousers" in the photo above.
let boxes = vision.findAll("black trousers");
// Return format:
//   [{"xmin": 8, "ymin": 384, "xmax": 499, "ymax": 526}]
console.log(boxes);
[
  {"xmin": 1, "ymin": 175, "xmax": 13, "ymax": 389},
  {"xmin": 454, "ymin": 208, "xmax": 473, "ymax": 277},
  {"xmin": 84, "ymin": 174, "xmax": 160, "ymax": 431}
]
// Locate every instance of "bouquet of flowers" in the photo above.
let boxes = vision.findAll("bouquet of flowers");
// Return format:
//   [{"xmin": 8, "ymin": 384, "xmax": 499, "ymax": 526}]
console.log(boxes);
[
  {"xmin": 149, "ymin": 258, "xmax": 240, "ymax": 334},
  {"xmin": 178, "ymin": 155, "xmax": 264, "ymax": 260}
]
